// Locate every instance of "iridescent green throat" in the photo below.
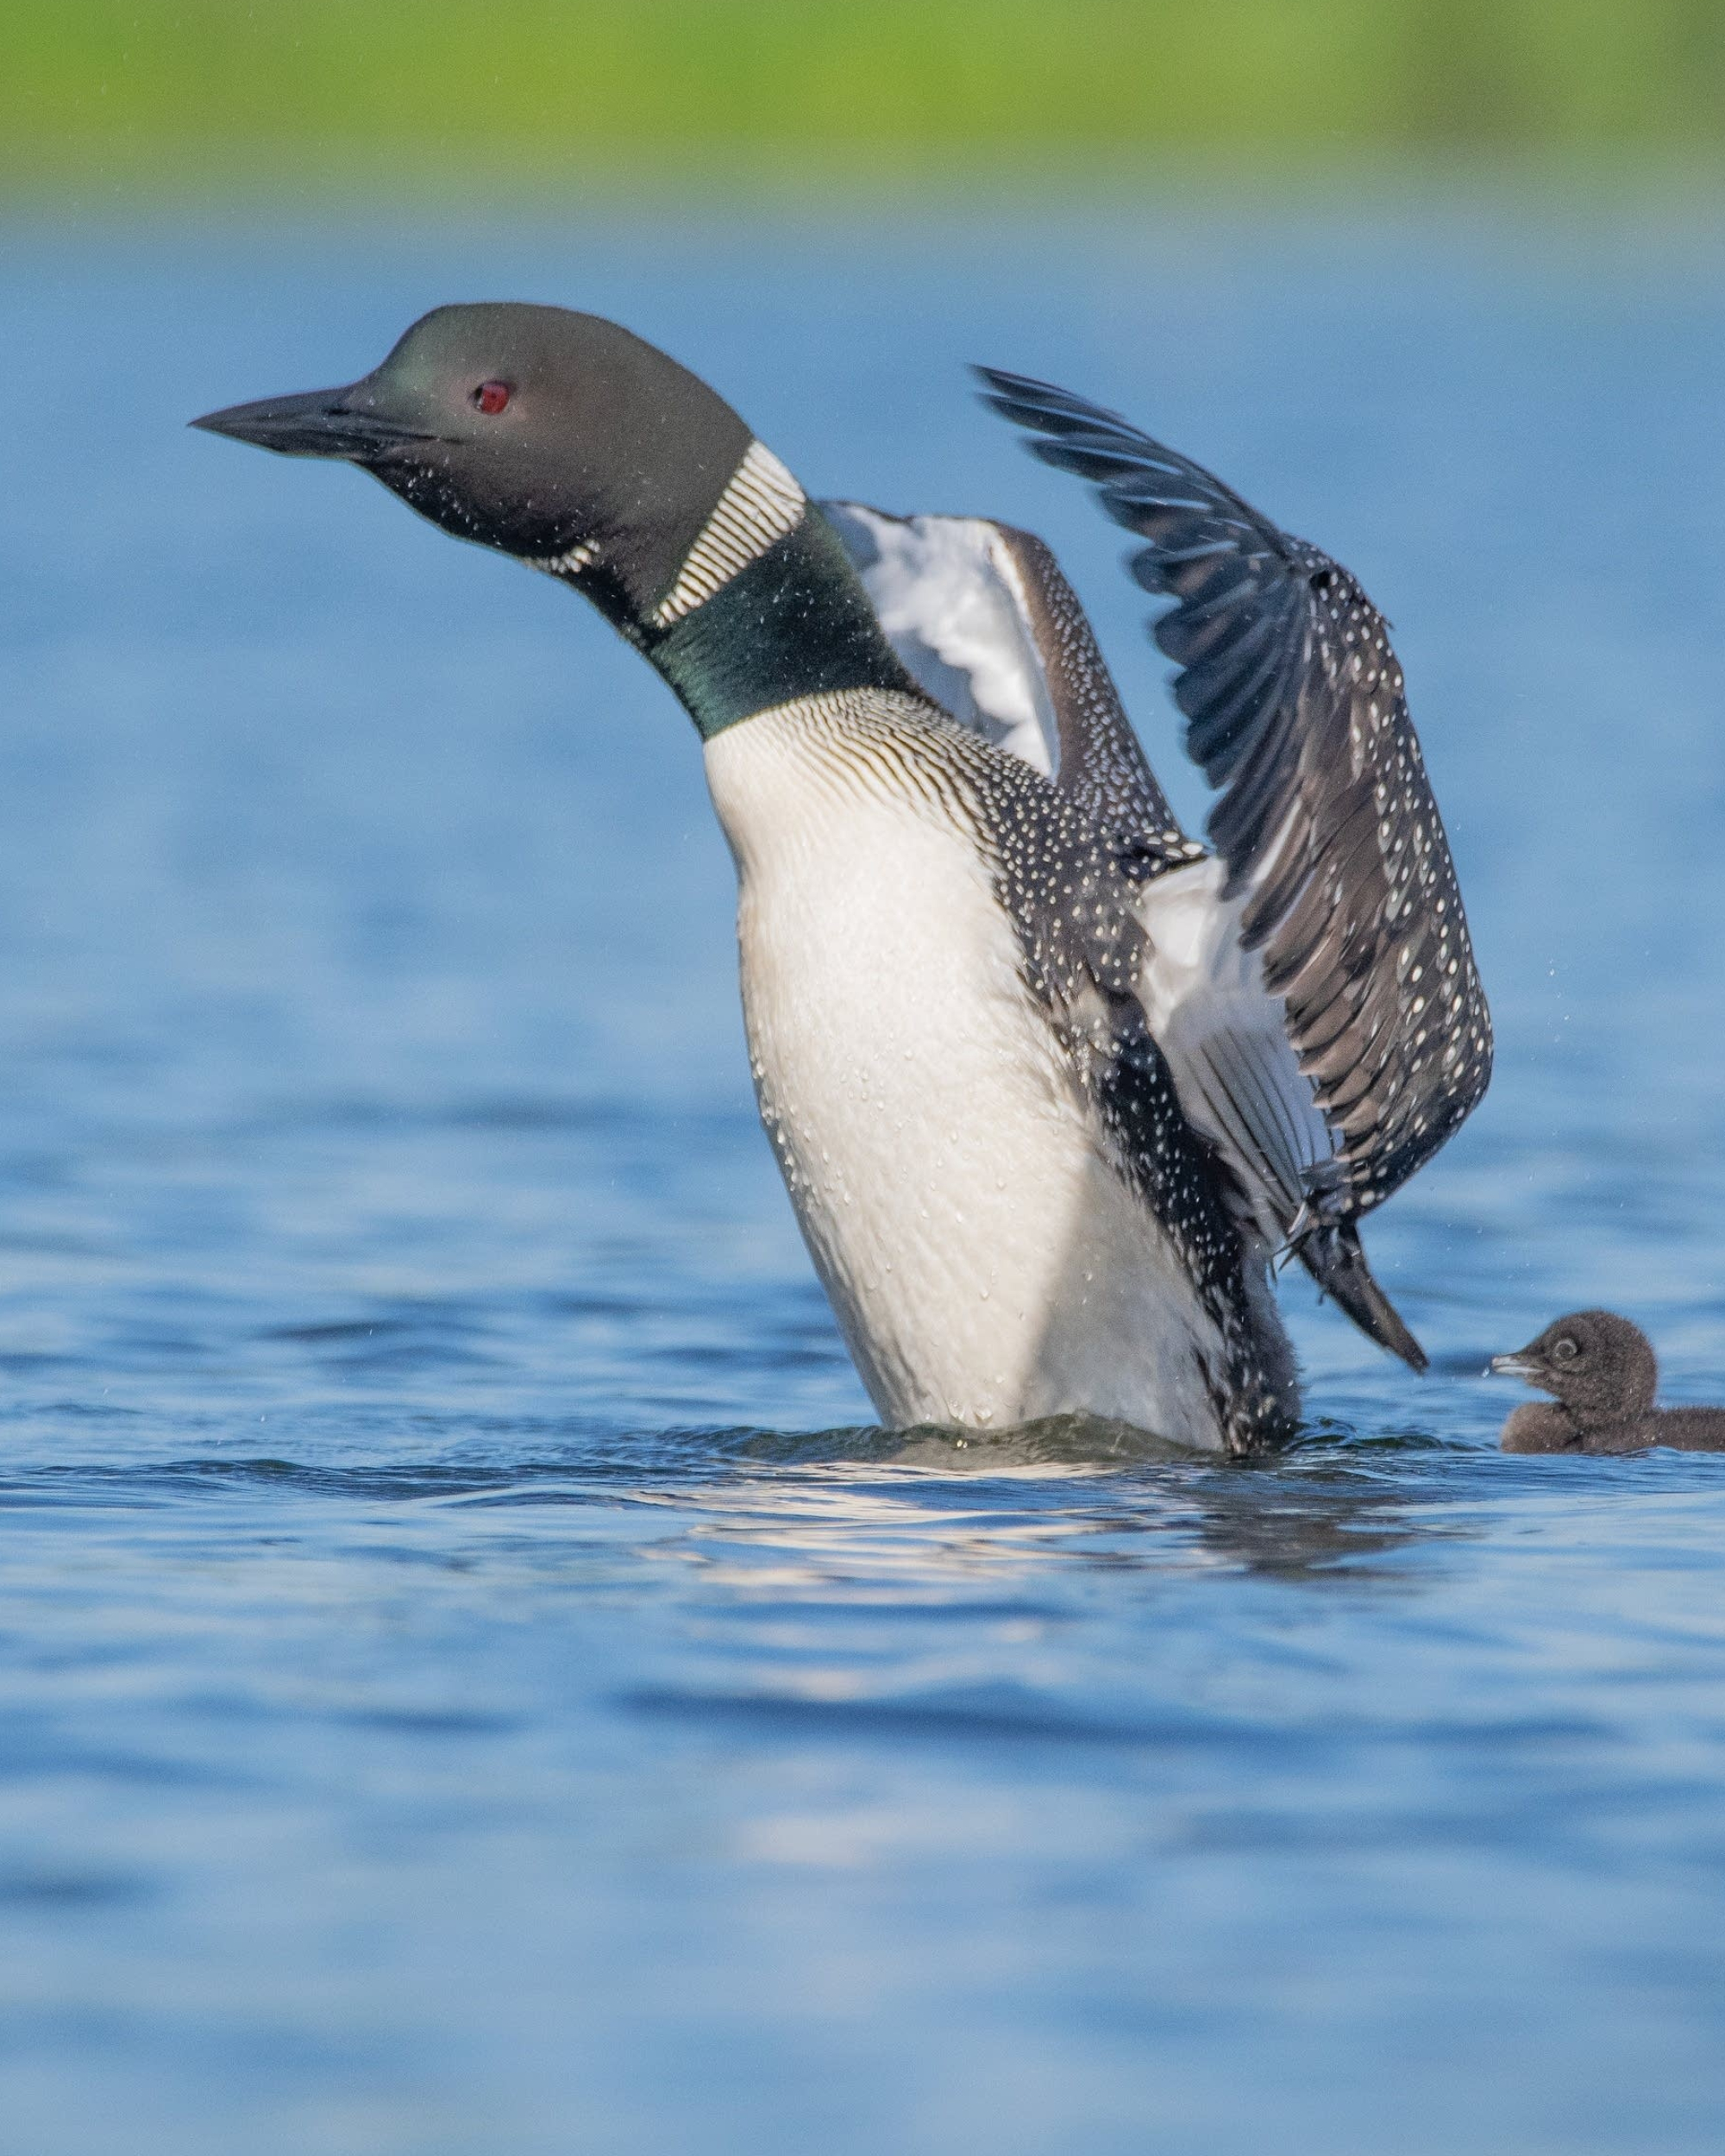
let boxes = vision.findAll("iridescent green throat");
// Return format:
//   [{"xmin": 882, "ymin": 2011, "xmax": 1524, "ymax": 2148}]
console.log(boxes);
[{"xmin": 643, "ymin": 507, "xmax": 920, "ymax": 742}]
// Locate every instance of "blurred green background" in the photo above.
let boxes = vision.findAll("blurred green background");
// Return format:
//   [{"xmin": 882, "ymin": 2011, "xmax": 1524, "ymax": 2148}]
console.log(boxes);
[{"xmin": 5, "ymin": 0, "xmax": 1724, "ymax": 196}]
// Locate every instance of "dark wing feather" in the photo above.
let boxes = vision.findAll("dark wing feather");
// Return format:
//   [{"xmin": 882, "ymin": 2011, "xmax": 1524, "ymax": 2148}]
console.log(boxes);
[{"xmin": 976, "ymin": 367, "xmax": 1492, "ymax": 1219}]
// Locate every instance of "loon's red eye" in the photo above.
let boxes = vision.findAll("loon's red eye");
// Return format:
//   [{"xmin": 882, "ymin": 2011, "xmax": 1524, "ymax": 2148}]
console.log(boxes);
[{"xmin": 472, "ymin": 379, "xmax": 511, "ymax": 416}]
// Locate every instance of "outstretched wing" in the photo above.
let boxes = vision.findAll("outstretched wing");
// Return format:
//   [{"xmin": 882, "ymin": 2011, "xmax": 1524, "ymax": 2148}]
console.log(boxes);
[
  {"xmin": 820, "ymin": 499, "xmax": 1193, "ymax": 856},
  {"xmin": 975, "ymin": 369, "xmax": 1493, "ymax": 1227}
]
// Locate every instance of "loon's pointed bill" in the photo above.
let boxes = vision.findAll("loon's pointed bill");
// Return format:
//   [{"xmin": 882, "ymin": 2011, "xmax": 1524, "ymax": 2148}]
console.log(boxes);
[
  {"xmin": 193, "ymin": 303, "xmax": 1487, "ymax": 1444},
  {"xmin": 191, "ymin": 385, "xmax": 442, "ymax": 459}
]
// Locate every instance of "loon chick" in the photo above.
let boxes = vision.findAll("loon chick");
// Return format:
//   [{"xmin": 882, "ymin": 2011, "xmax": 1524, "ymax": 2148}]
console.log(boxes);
[
  {"xmin": 1492, "ymin": 1310, "xmax": 1725, "ymax": 1453},
  {"xmin": 191, "ymin": 304, "xmax": 1491, "ymax": 1453}
]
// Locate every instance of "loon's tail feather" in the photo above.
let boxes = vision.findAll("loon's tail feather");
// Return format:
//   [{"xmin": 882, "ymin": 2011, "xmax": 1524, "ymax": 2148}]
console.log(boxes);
[{"xmin": 1295, "ymin": 1219, "xmax": 1428, "ymax": 1372}]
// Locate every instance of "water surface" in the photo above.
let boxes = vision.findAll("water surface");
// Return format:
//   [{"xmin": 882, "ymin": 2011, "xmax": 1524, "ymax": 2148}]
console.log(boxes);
[{"xmin": 1, "ymin": 204, "xmax": 1724, "ymax": 2153}]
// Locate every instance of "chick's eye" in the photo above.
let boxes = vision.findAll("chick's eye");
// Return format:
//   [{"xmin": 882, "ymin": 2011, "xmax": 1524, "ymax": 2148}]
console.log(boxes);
[
  {"xmin": 1553, "ymin": 1338, "xmax": 1578, "ymax": 1363},
  {"xmin": 472, "ymin": 380, "xmax": 511, "ymax": 416}
]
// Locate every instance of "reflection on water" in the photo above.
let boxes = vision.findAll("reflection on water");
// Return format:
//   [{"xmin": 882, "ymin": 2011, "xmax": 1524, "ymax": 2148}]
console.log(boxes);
[{"xmin": 1, "ymin": 207, "xmax": 1724, "ymax": 2153}]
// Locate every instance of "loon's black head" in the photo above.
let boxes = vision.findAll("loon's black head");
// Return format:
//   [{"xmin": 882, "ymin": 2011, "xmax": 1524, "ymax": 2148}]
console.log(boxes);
[
  {"xmin": 194, "ymin": 302, "xmax": 921, "ymax": 740},
  {"xmin": 1490, "ymin": 1308, "xmax": 1658, "ymax": 1428},
  {"xmin": 191, "ymin": 302, "xmax": 754, "ymax": 622}
]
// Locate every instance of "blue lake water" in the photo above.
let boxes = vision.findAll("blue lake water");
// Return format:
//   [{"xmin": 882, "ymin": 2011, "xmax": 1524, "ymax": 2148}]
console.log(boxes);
[{"xmin": 2, "ymin": 202, "xmax": 1724, "ymax": 2153}]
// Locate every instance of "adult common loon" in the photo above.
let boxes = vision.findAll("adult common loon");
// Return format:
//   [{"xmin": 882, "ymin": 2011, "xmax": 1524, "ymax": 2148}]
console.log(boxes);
[{"xmin": 193, "ymin": 304, "xmax": 1491, "ymax": 1452}]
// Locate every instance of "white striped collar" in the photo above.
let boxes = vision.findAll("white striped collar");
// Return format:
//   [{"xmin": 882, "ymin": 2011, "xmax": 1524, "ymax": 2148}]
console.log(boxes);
[{"xmin": 650, "ymin": 441, "xmax": 806, "ymax": 628}]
